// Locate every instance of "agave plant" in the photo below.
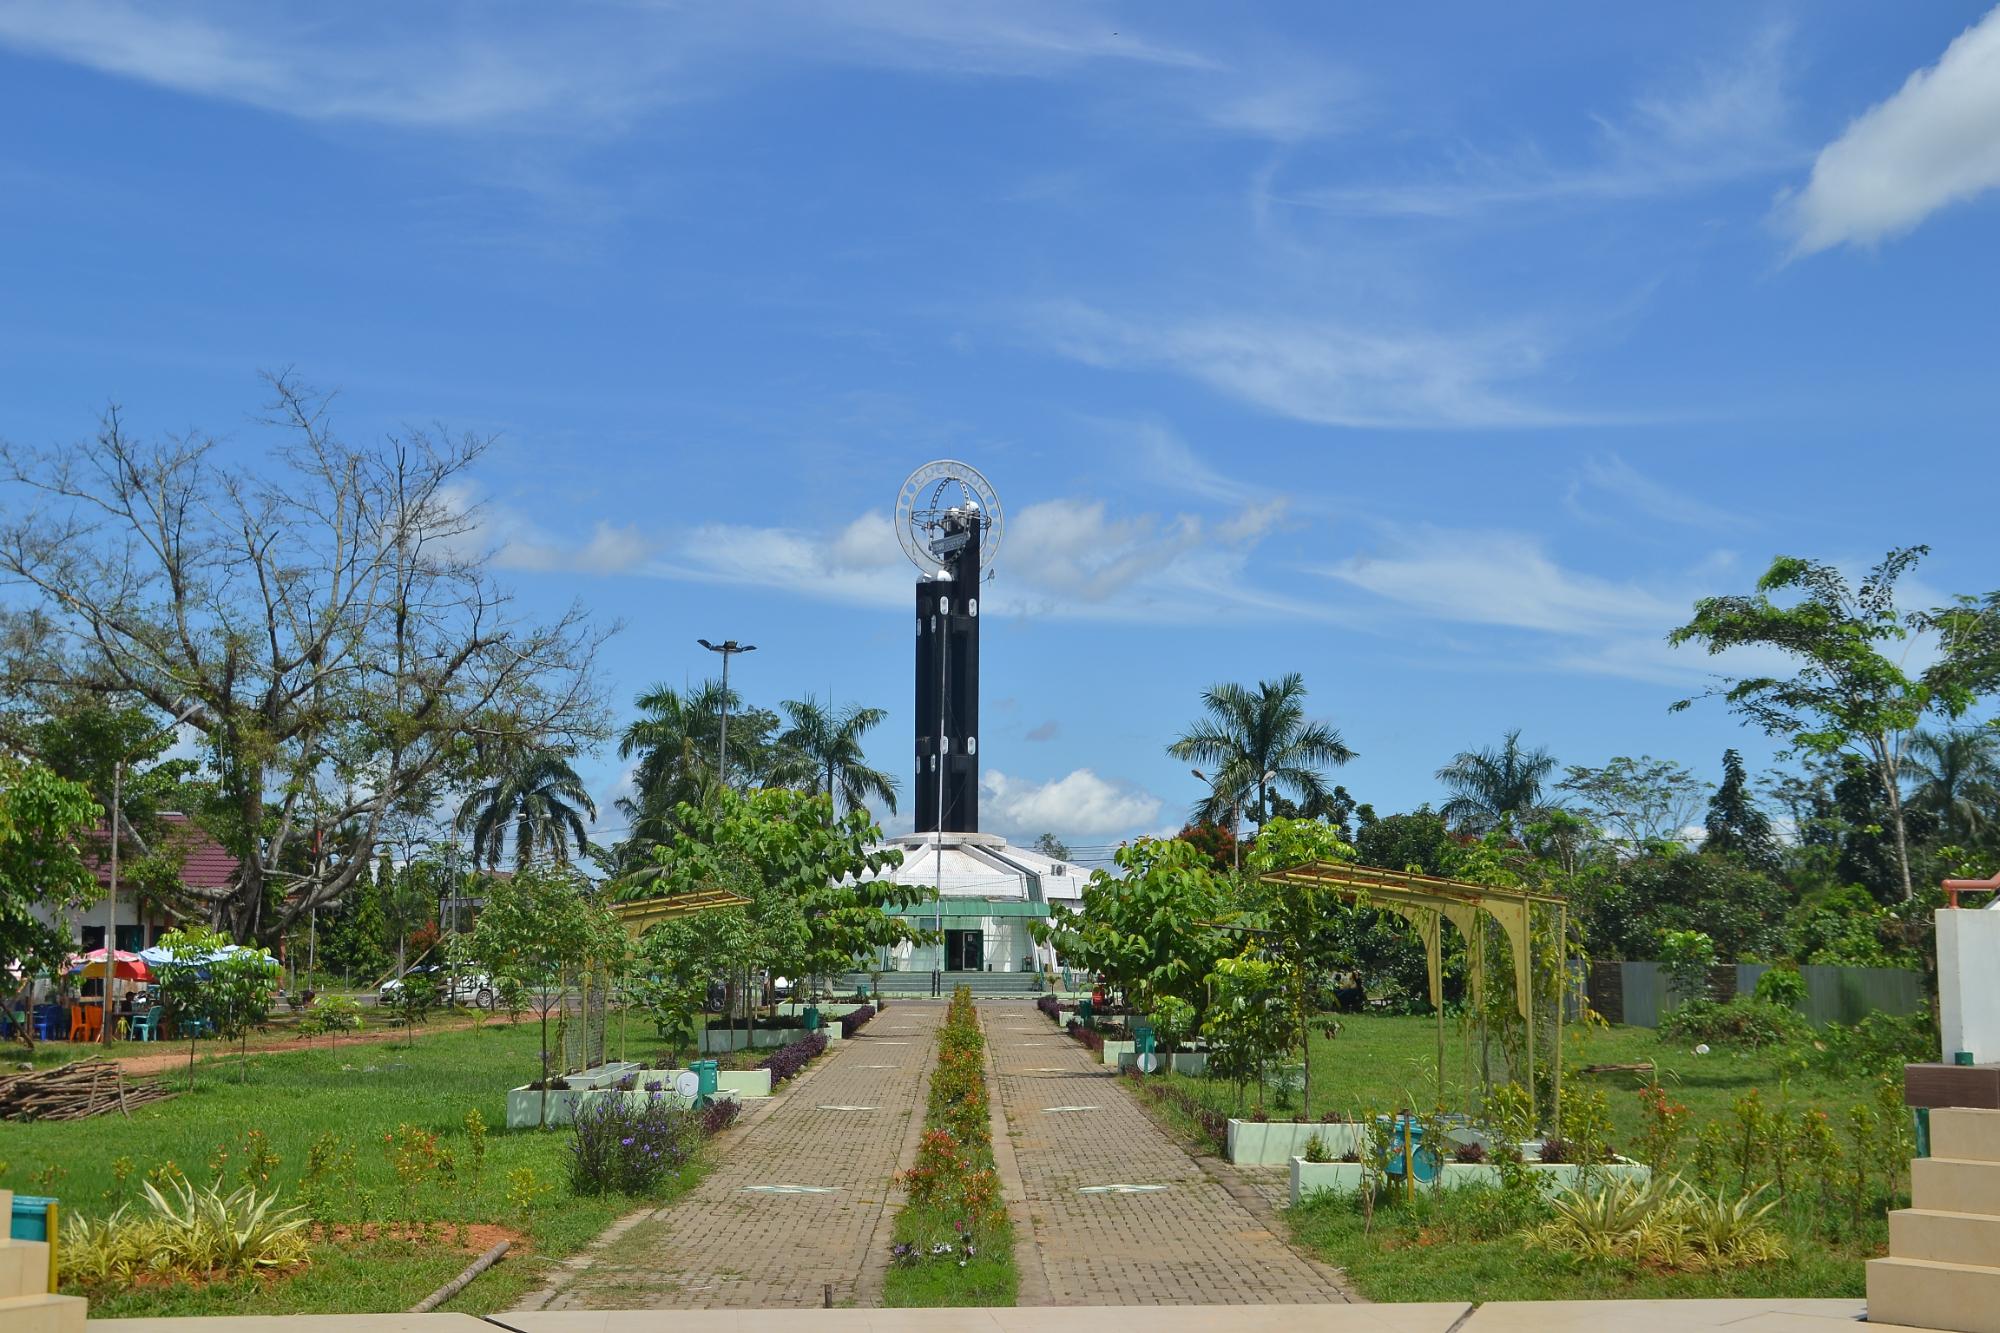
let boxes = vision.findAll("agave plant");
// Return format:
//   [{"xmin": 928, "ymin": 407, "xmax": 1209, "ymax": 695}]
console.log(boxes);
[
  {"xmin": 137, "ymin": 1177, "xmax": 311, "ymax": 1275},
  {"xmin": 1673, "ymin": 1182, "xmax": 1787, "ymax": 1268},
  {"xmin": 1535, "ymin": 1173, "xmax": 1665, "ymax": 1256}
]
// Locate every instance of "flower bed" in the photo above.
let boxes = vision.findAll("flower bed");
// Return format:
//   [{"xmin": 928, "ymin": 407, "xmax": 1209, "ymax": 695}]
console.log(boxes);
[
  {"xmin": 1036, "ymin": 995, "xmax": 1061, "ymax": 1023},
  {"xmin": 757, "ymin": 1031, "xmax": 828, "ymax": 1085},
  {"xmin": 839, "ymin": 1004, "xmax": 878, "ymax": 1039},
  {"xmin": 884, "ymin": 986, "xmax": 1015, "ymax": 1306}
]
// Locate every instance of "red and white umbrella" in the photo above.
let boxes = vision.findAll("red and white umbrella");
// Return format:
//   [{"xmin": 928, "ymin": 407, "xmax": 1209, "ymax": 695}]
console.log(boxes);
[{"xmin": 65, "ymin": 948, "xmax": 154, "ymax": 982}]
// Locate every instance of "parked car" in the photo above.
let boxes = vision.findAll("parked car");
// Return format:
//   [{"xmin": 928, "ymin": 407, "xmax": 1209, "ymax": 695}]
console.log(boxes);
[{"xmin": 380, "ymin": 965, "xmax": 494, "ymax": 1009}]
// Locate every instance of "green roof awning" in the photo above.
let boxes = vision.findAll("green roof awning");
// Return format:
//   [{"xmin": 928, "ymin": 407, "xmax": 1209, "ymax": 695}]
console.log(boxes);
[{"xmin": 890, "ymin": 899, "xmax": 1049, "ymax": 919}]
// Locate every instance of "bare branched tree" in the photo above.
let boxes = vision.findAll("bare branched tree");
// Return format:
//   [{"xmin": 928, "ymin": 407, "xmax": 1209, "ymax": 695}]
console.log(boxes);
[{"xmin": 0, "ymin": 372, "xmax": 609, "ymax": 942}]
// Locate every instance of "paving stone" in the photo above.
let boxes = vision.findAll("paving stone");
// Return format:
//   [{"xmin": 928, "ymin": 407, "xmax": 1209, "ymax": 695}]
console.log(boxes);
[
  {"xmin": 984, "ymin": 1002, "xmax": 1353, "ymax": 1306},
  {"xmin": 537, "ymin": 1003, "xmax": 944, "ymax": 1311}
]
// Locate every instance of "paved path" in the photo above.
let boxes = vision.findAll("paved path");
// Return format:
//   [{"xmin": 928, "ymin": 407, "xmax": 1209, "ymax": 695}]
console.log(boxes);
[
  {"xmin": 532, "ymin": 1004, "xmax": 943, "ymax": 1311},
  {"xmin": 983, "ymin": 1001, "xmax": 1353, "ymax": 1306}
]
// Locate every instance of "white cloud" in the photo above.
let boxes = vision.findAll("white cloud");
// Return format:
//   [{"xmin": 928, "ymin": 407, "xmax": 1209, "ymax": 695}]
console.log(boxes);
[
  {"xmin": 982, "ymin": 767, "xmax": 1162, "ymax": 838},
  {"xmin": 0, "ymin": 0, "xmax": 1213, "ymax": 131},
  {"xmin": 1295, "ymin": 24, "xmax": 1795, "ymax": 219},
  {"xmin": 444, "ymin": 485, "xmax": 657, "ymax": 575},
  {"xmin": 1322, "ymin": 526, "xmax": 1681, "ymax": 634},
  {"xmin": 1783, "ymin": 6, "xmax": 2000, "ymax": 253},
  {"xmin": 1567, "ymin": 455, "xmax": 1749, "ymax": 532},
  {"xmin": 1040, "ymin": 300, "xmax": 1579, "ymax": 430}
]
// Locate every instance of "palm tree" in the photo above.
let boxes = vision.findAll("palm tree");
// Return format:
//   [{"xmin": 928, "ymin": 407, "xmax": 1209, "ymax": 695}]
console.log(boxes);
[
  {"xmin": 1435, "ymin": 729, "xmax": 1558, "ymax": 840},
  {"xmin": 619, "ymin": 680, "xmax": 731, "ymax": 806},
  {"xmin": 1167, "ymin": 673, "xmax": 1355, "ymax": 829},
  {"xmin": 777, "ymin": 695, "xmax": 898, "ymax": 816},
  {"xmin": 456, "ymin": 748, "xmax": 597, "ymax": 869},
  {"xmin": 1905, "ymin": 728, "xmax": 2000, "ymax": 844}
]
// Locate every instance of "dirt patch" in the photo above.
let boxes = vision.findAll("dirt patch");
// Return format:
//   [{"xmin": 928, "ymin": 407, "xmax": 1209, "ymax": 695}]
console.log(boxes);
[
  {"xmin": 319, "ymin": 1222, "xmax": 531, "ymax": 1255},
  {"xmin": 99, "ymin": 1016, "xmax": 520, "ymax": 1077}
]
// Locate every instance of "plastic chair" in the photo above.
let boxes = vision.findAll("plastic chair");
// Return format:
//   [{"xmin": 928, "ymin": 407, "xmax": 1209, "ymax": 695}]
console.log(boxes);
[
  {"xmin": 32, "ymin": 1005, "xmax": 61, "ymax": 1041},
  {"xmin": 70, "ymin": 1004, "xmax": 104, "ymax": 1043},
  {"xmin": 127, "ymin": 1009, "xmax": 161, "ymax": 1042}
]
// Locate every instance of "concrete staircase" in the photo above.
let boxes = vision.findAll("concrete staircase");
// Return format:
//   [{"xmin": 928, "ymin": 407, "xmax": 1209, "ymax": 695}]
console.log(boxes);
[
  {"xmin": 839, "ymin": 969, "xmax": 1045, "ymax": 997},
  {"xmin": 0, "ymin": 1189, "xmax": 86, "ymax": 1333},
  {"xmin": 1869, "ymin": 1107, "xmax": 2000, "ymax": 1333}
]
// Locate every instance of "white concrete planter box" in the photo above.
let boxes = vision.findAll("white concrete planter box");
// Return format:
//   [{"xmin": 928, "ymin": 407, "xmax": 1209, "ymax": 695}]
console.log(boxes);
[
  {"xmin": 1100, "ymin": 1039, "xmax": 1134, "ymax": 1066},
  {"xmin": 563, "ymin": 1061, "xmax": 645, "ymax": 1089},
  {"xmin": 1289, "ymin": 1155, "xmax": 1651, "ymax": 1206},
  {"xmin": 1227, "ymin": 1120, "xmax": 1367, "ymax": 1165},
  {"xmin": 505, "ymin": 1082, "xmax": 744, "ymax": 1130},
  {"xmin": 634, "ymin": 1068, "xmax": 773, "ymax": 1099},
  {"xmin": 1116, "ymin": 1051, "xmax": 1209, "ymax": 1076},
  {"xmin": 701, "ymin": 1026, "xmax": 834, "ymax": 1052}
]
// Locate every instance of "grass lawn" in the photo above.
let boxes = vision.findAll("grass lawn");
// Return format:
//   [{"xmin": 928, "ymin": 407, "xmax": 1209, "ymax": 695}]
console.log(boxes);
[
  {"xmin": 0, "ymin": 1021, "xmax": 708, "ymax": 1317},
  {"xmin": 1108, "ymin": 1012, "xmax": 1906, "ymax": 1303},
  {"xmin": 1152, "ymin": 1013, "xmax": 1895, "ymax": 1155},
  {"xmin": 1288, "ymin": 1185, "xmax": 1871, "ymax": 1302}
]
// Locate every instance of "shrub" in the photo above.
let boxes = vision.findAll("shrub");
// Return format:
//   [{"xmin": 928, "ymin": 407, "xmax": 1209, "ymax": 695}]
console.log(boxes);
[
  {"xmin": 1538, "ymin": 1137, "xmax": 1574, "ymax": 1164},
  {"xmin": 758, "ymin": 1031, "xmax": 828, "ymax": 1084},
  {"xmin": 567, "ymin": 1092, "xmax": 700, "ymax": 1196},
  {"xmin": 839, "ymin": 1004, "xmax": 877, "ymax": 1039},
  {"xmin": 1036, "ymin": 994, "xmax": 1061, "ymax": 1023},
  {"xmin": 699, "ymin": 1097, "xmax": 742, "ymax": 1136},
  {"xmin": 1303, "ymin": 1132, "xmax": 1333, "ymax": 1163},
  {"xmin": 1752, "ymin": 967, "xmax": 1808, "ymax": 1010},
  {"xmin": 1530, "ymin": 1175, "xmax": 1787, "ymax": 1271},
  {"xmin": 63, "ymin": 1178, "xmax": 310, "ymax": 1288},
  {"xmin": 1660, "ymin": 929, "xmax": 1717, "ymax": 1004},
  {"xmin": 1452, "ymin": 1140, "xmax": 1488, "ymax": 1164},
  {"xmin": 1661, "ymin": 997, "xmax": 1806, "ymax": 1050},
  {"xmin": 297, "ymin": 994, "xmax": 364, "ymax": 1038},
  {"xmin": 1815, "ymin": 1008, "xmax": 1935, "ymax": 1077}
]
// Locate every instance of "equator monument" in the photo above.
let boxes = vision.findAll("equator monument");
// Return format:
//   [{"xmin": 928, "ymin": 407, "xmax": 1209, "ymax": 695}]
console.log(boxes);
[{"xmin": 852, "ymin": 460, "xmax": 1089, "ymax": 993}]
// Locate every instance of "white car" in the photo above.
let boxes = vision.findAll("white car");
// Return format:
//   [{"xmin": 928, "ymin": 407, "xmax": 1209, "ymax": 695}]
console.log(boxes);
[{"xmin": 380, "ymin": 966, "xmax": 495, "ymax": 1009}]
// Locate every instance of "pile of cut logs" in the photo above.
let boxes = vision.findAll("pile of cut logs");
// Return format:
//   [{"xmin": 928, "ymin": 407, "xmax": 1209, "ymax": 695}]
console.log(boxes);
[{"xmin": 0, "ymin": 1058, "xmax": 177, "ymax": 1121}]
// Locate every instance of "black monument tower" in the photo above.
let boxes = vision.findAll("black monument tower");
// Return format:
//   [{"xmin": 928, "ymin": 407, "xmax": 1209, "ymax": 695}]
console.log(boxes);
[{"xmin": 898, "ymin": 463, "xmax": 1003, "ymax": 836}]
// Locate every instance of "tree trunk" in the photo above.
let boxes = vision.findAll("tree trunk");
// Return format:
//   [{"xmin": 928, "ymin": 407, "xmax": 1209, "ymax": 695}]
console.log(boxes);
[{"xmin": 1876, "ymin": 739, "xmax": 1917, "ymax": 901}]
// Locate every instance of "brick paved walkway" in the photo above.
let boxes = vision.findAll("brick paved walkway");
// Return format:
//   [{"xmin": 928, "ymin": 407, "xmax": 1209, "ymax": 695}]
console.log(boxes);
[
  {"xmin": 984, "ymin": 1001, "xmax": 1353, "ymax": 1306},
  {"xmin": 534, "ymin": 1003, "xmax": 944, "ymax": 1310}
]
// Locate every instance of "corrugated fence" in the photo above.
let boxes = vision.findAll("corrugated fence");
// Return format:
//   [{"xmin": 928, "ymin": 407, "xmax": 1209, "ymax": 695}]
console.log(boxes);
[{"xmin": 1588, "ymin": 960, "xmax": 1923, "ymax": 1028}]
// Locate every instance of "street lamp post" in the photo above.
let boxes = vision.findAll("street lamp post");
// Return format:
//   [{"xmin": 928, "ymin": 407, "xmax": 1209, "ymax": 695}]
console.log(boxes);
[
  {"xmin": 697, "ymin": 639, "xmax": 757, "ymax": 787},
  {"xmin": 1192, "ymin": 767, "xmax": 1277, "ymax": 874},
  {"xmin": 104, "ymin": 699, "xmax": 202, "ymax": 1045}
]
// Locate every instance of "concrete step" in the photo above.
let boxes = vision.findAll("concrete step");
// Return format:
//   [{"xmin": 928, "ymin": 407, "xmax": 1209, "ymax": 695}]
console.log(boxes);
[
  {"xmin": 1935, "ymin": 1108, "xmax": 2000, "ymax": 1164},
  {"xmin": 1891, "ymin": 1208, "xmax": 2000, "ymax": 1268},
  {"xmin": 0, "ymin": 1238, "xmax": 50, "ymax": 1298},
  {"xmin": 1912, "ymin": 1157, "xmax": 2000, "ymax": 1216},
  {"xmin": 1870, "ymin": 1256, "xmax": 2000, "ymax": 1333},
  {"xmin": 0, "ymin": 1292, "xmax": 87, "ymax": 1333}
]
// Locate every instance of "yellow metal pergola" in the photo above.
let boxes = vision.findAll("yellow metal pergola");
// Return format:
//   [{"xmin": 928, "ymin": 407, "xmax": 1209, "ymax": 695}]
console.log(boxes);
[
  {"xmin": 608, "ymin": 887, "xmax": 752, "ymax": 938},
  {"xmin": 1257, "ymin": 860, "xmax": 1570, "ymax": 1133}
]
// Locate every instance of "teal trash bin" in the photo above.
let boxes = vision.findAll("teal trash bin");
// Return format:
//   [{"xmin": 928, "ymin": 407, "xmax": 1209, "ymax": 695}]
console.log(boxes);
[
  {"xmin": 10, "ymin": 1193, "xmax": 56, "ymax": 1243},
  {"xmin": 803, "ymin": 1005, "xmax": 822, "ymax": 1032},
  {"xmin": 690, "ymin": 1059, "xmax": 719, "ymax": 1102},
  {"xmin": 1077, "ymin": 997, "xmax": 1094, "ymax": 1030}
]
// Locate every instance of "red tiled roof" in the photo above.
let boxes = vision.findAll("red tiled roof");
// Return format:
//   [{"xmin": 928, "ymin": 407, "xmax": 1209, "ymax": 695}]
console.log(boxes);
[{"xmin": 89, "ymin": 813, "xmax": 240, "ymax": 892}]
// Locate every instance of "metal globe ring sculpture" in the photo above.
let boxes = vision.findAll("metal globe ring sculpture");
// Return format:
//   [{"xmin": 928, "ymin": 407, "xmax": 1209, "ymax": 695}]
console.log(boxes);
[{"xmin": 895, "ymin": 460, "xmax": 1003, "ymax": 575}]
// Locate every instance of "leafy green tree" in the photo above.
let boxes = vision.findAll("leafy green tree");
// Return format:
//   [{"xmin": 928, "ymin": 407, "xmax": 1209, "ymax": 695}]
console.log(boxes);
[
  {"xmin": 1558, "ymin": 755, "xmax": 1708, "ymax": 850},
  {"xmin": 1243, "ymin": 816, "xmax": 1357, "ymax": 1110},
  {"xmin": 1659, "ymin": 929, "xmax": 1716, "ymax": 1007},
  {"xmin": 1669, "ymin": 547, "xmax": 1985, "ymax": 901},
  {"xmin": 1436, "ymin": 730, "xmax": 1558, "ymax": 840},
  {"xmin": 1042, "ymin": 838, "xmax": 1231, "ymax": 1018},
  {"xmin": 634, "ymin": 788, "xmax": 918, "ymax": 996},
  {"xmin": 1168, "ymin": 672, "xmax": 1354, "ymax": 829},
  {"xmin": 317, "ymin": 855, "xmax": 390, "ymax": 982},
  {"xmin": 630, "ymin": 909, "xmax": 756, "ymax": 1062},
  {"xmin": 383, "ymin": 970, "xmax": 438, "ymax": 1047},
  {"xmin": 1704, "ymin": 749, "xmax": 1778, "ymax": 868},
  {"xmin": 461, "ymin": 864, "xmax": 619, "ymax": 1125},
  {"xmin": 1201, "ymin": 954, "xmax": 1293, "ymax": 1111},
  {"xmin": 0, "ymin": 759, "xmax": 102, "ymax": 1027},
  {"xmin": 455, "ymin": 746, "xmax": 596, "ymax": 869},
  {"xmin": 1613, "ymin": 847, "xmax": 1790, "ymax": 962},
  {"xmin": 777, "ymin": 695, "xmax": 898, "ymax": 816},
  {"xmin": 150, "ymin": 925, "xmax": 280, "ymax": 1086},
  {"xmin": 1032, "ymin": 831, "xmax": 1073, "ymax": 862},
  {"xmin": 0, "ymin": 379, "xmax": 606, "ymax": 944}
]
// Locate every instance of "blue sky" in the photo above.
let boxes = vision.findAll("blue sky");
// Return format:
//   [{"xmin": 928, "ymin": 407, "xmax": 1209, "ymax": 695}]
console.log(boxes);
[{"xmin": 3, "ymin": 2, "xmax": 1999, "ymax": 861}]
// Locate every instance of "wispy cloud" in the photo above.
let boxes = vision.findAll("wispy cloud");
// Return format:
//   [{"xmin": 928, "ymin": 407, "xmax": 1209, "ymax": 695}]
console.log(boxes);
[
  {"xmin": 0, "ymin": 1, "xmax": 1217, "ymax": 132},
  {"xmin": 1040, "ymin": 300, "xmax": 1587, "ymax": 430},
  {"xmin": 982, "ymin": 767, "xmax": 1161, "ymax": 838},
  {"xmin": 1291, "ymin": 23, "xmax": 1797, "ymax": 220},
  {"xmin": 1781, "ymin": 5, "xmax": 2000, "ymax": 254},
  {"xmin": 1322, "ymin": 525, "xmax": 1681, "ymax": 634},
  {"xmin": 1566, "ymin": 455, "xmax": 1750, "ymax": 532}
]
